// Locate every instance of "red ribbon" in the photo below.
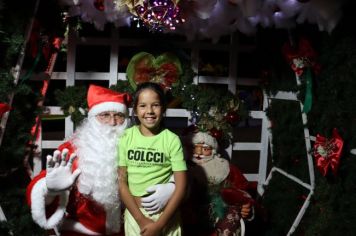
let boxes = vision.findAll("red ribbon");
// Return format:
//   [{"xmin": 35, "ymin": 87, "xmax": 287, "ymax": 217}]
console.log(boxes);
[
  {"xmin": 282, "ymin": 37, "xmax": 321, "ymax": 76},
  {"xmin": 313, "ymin": 129, "xmax": 343, "ymax": 176},
  {"xmin": 134, "ymin": 62, "xmax": 179, "ymax": 90}
]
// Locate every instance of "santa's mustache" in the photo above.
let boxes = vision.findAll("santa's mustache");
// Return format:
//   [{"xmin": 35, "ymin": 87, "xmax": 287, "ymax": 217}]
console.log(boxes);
[{"xmin": 193, "ymin": 154, "xmax": 212, "ymax": 159}]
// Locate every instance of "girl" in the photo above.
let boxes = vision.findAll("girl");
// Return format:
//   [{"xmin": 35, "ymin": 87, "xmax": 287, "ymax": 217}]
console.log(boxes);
[{"xmin": 117, "ymin": 82, "xmax": 187, "ymax": 236}]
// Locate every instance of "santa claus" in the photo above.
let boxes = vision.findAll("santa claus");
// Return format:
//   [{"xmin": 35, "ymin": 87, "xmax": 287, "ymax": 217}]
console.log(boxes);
[
  {"xmin": 185, "ymin": 131, "xmax": 254, "ymax": 236},
  {"xmin": 26, "ymin": 85, "xmax": 175, "ymax": 235}
]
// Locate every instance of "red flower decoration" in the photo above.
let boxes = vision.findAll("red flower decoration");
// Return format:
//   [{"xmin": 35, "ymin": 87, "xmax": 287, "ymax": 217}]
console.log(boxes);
[
  {"xmin": 282, "ymin": 37, "xmax": 321, "ymax": 76},
  {"xmin": 313, "ymin": 129, "xmax": 343, "ymax": 176}
]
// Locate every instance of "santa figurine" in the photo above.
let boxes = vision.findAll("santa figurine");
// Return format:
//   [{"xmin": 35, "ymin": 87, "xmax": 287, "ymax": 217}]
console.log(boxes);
[
  {"xmin": 185, "ymin": 131, "xmax": 254, "ymax": 236},
  {"xmin": 26, "ymin": 85, "xmax": 175, "ymax": 235}
]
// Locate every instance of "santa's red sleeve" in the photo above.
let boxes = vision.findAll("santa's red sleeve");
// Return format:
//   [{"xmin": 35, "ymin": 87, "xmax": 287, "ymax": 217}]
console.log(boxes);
[
  {"xmin": 227, "ymin": 164, "xmax": 250, "ymax": 190},
  {"xmin": 25, "ymin": 141, "xmax": 76, "ymax": 229},
  {"xmin": 220, "ymin": 164, "xmax": 254, "ymax": 206}
]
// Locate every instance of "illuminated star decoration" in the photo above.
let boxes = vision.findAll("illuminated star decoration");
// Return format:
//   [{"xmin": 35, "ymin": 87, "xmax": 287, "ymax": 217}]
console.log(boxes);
[{"xmin": 132, "ymin": 0, "xmax": 185, "ymax": 31}]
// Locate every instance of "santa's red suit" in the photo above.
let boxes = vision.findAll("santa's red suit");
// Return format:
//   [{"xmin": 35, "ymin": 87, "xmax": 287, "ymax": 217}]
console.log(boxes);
[
  {"xmin": 183, "ymin": 131, "xmax": 254, "ymax": 236},
  {"xmin": 26, "ymin": 85, "xmax": 131, "ymax": 235},
  {"xmin": 26, "ymin": 140, "xmax": 123, "ymax": 236}
]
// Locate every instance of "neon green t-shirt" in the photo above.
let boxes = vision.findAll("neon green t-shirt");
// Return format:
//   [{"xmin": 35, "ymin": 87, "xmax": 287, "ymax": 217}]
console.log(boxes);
[{"xmin": 117, "ymin": 125, "xmax": 187, "ymax": 196}]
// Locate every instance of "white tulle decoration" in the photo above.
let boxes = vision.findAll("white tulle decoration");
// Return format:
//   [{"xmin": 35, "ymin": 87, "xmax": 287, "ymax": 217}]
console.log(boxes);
[
  {"xmin": 58, "ymin": 0, "xmax": 131, "ymax": 30},
  {"xmin": 240, "ymin": 0, "xmax": 261, "ymax": 17},
  {"xmin": 57, "ymin": 0, "xmax": 345, "ymax": 40},
  {"xmin": 191, "ymin": 0, "xmax": 218, "ymax": 19},
  {"xmin": 296, "ymin": 0, "xmax": 343, "ymax": 33}
]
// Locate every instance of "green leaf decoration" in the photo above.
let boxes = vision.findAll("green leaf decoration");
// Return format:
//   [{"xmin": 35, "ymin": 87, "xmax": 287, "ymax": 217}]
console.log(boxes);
[{"xmin": 126, "ymin": 51, "xmax": 182, "ymax": 90}]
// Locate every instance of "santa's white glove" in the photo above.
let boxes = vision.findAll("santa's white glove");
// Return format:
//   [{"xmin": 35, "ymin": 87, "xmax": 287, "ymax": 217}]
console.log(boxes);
[
  {"xmin": 141, "ymin": 182, "xmax": 175, "ymax": 215},
  {"xmin": 45, "ymin": 149, "xmax": 81, "ymax": 193}
]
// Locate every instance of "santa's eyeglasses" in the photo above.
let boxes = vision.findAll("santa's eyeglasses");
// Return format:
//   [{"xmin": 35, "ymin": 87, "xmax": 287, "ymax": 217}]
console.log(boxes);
[
  {"xmin": 194, "ymin": 143, "xmax": 213, "ymax": 156},
  {"xmin": 96, "ymin": 112, "xmax": 126, "ymax": 123}
]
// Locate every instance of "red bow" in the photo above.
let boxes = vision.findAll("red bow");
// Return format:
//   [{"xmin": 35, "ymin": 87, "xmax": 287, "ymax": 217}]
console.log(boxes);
[
  {"xmin": 282, "ymin": 37, "xmax": 321, "ymax": 76},
  {"xmin": 313, "ymin": 129, "xmax": 343, "ymax": 176},
  {"xmin": 0, "ymin": 103, "xmax": 11, "ymax": 117},
  {"xmin": 134, "ymin": 62, "xmax": 179, "ymax": 90}
]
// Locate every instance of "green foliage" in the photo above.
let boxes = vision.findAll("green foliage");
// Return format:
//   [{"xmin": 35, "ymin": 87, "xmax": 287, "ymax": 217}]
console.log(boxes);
[
  {"xmin": 0, "ymin": 81, "xmax": 41, "ymax": 233},
  {"xmin": 0, "ymin": 0, "xmax": 66, "ymax": 233},
  {"xmin": 0, "ymin": 82, "xmax": 39, "ymax": 168},
  {"xmin": 0, "ymin": 71, "xmax": 16, "ymax": 102},
  {"xmin": 265, "ymin": 100, "xmax": 309, "ymax": 180},
  {"xmin": 262, "ymin": 175, "xmax": 309, "ymax": 236},
  {"xmin": 301, "ymin": 29, "xmax": 356, "ymax": 235},
  {"xmin": 261, "ymin": 12, "xmax": 356, "ymax": 235},
  {"xmin": 172, "ymin": 82, "xmax": 246, "ymax": 143},
  {"xmin": 0, "ymin": 0, "xmax": 37, "ymax": 68},
  {"xmin": 262, "ymin": 99, "xmax": 310, "ymax": 235},
  {"xmin": 303, "ymin": 165, "xmax": 356, "ymax": 235},
  {"xmin": 0, "ymin": 184, "xmax": 44, "ymax": 235},
  {"xmin": 110, "ymin": 80, "xmax": 135, "ymax": 94},
  {"xmin": 54, "ymin": 85, "xmax": 87, "ymax": 126}
]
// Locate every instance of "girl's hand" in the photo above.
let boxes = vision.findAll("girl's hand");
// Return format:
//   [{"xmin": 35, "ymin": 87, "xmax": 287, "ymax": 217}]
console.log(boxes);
[
  {"xmin": 140, "ymin": 221, "xmax": 162, "ymax": 236},
  {"xmin": 138, "ymin": 217, "xmax": 155, "ymax": 233}
]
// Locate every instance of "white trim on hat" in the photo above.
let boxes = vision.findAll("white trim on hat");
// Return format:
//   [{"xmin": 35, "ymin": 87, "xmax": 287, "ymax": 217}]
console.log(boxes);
[
  {"xmin": 88, "ymin": 102, "xmax": 127, "ymax": 118},
  {"xmin": 192, "ymin": 132, "xmax": 218, "ymax": 150}
]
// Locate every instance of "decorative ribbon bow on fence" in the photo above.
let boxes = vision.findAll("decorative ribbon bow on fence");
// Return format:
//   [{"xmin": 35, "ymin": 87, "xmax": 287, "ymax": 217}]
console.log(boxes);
[
  {"xmin": 282, "ymin": 37, "xmax": 321, "ymax": 113},
  {"xmin": 313, "ymin": 128, "xmax": 343, "ymax": 177}
]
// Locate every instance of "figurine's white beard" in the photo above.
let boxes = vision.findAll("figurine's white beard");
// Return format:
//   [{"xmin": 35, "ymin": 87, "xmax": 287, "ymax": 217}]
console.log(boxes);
[{"xmin": 73, "ymin": 117, "xmax": 128, "ymax": 208}]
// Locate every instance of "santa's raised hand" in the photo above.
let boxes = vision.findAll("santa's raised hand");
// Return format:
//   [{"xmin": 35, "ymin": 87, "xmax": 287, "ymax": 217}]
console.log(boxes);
[{"xmin": 45, "ymin": 149, "xmax": 81, "ymax": 192}]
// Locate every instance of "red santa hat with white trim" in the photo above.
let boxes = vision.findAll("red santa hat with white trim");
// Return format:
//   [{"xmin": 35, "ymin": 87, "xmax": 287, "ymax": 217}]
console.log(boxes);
[
  {"xmin": 192, "ymin": 131, "xmax": 218, "ymax": 151},
  {"xmin": 87, "ymin": 84, "xmax": 131, "ymax": 118}
]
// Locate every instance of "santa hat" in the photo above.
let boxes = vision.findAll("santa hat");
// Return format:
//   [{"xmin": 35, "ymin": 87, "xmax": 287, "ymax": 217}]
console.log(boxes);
[
  {"xmin": 87, "ymin": 85, "xmax": 131, "ymax": 117},
  {"xmin": 192, "ymin": 131, "xmax": 218, "ymax": 150}
]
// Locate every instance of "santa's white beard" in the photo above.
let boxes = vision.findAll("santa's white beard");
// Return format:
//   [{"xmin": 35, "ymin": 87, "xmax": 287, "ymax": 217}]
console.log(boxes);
[{"xmin": 72, "ymin": 117, "xmax": 127, "ymax": 208}]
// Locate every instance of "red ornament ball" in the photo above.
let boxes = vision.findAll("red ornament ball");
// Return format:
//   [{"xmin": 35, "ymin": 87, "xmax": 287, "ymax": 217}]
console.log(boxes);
[
  {"xmin": 225, "ymin": 111, "xmax": 239, "ymax": 125},
  {"xmin": 209, "ymin": 128, "xmax": 223, "ymax": 140}
]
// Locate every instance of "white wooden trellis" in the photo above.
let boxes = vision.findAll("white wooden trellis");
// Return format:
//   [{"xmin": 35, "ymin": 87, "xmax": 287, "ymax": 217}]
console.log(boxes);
[
  {"xmin": 0, "ymin": 206, "xmax": 7, "ymax": 222},
  {"xmin": 259, "ymin": 75, "xmax": 316, "ymax": 235},
  {"xmin": 35, "ymin": 28, "xmax": 244, "ymax": 176}
]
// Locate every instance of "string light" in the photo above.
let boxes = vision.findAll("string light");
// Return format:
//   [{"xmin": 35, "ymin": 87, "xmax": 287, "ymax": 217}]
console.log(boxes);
[{"xmin": 132, "ymin": 0, "xmax": 185, "ymax": 32}]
